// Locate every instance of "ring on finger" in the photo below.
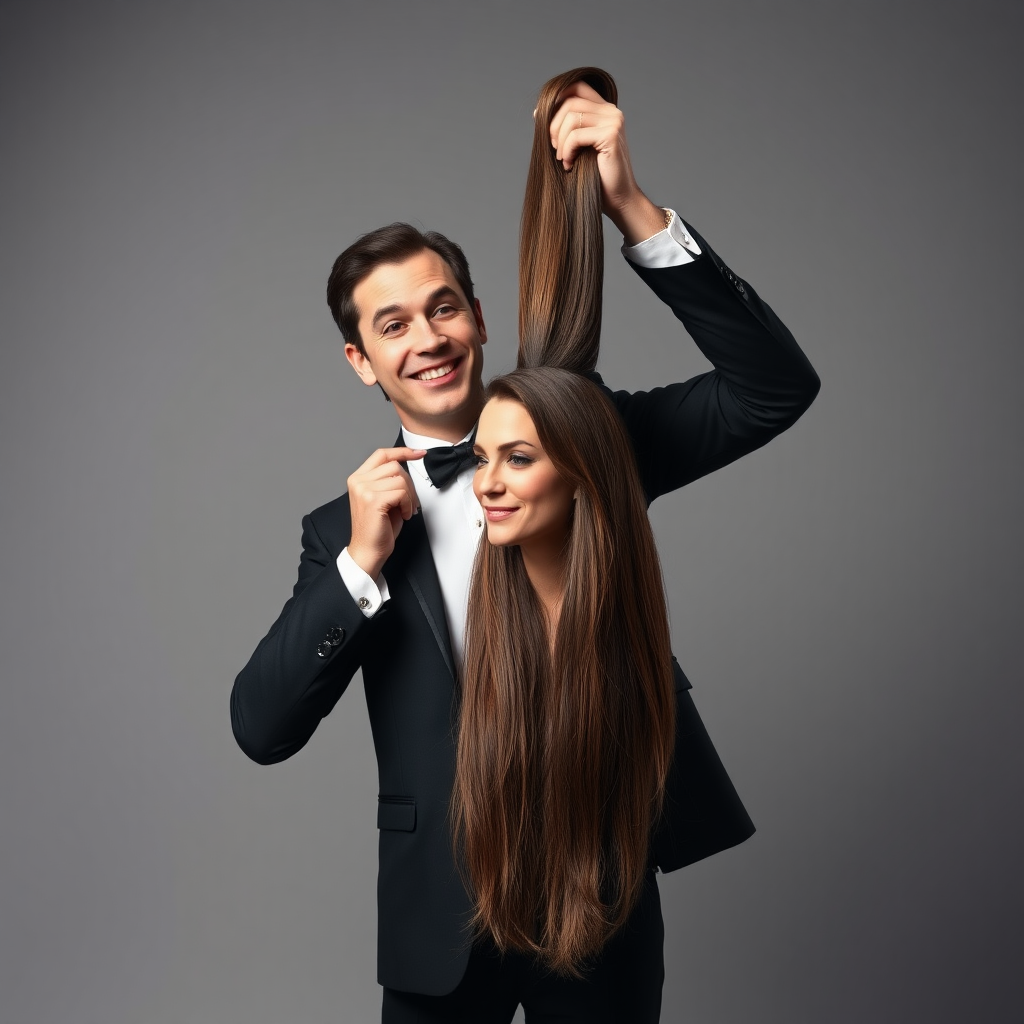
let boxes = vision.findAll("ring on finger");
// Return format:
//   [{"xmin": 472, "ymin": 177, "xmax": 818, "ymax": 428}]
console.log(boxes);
[{"xmin": 578, "ymin": 111, "xmax": 583, "ymax": 130}]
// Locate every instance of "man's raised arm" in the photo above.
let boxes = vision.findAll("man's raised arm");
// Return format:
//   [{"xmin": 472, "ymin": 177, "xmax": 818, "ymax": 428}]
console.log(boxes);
[{"xmin": 549, "ymin": 80, "xmax": 819, "ymax": 499}]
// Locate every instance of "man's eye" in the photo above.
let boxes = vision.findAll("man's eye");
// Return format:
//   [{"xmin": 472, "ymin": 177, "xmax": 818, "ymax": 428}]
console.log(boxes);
[
  {"xmin": 381, "ymin": 321, "xmax": 403, "ymax": 335},
  {"xmin": 434, "ymin": 304, "xmax": 456, "ymax": 317}
]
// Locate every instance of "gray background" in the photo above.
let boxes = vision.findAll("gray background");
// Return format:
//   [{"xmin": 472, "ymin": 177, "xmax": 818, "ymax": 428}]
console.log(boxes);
[{"xmin": 2, "ymin": 1, "xmax": 1021, "ymax": 1021}]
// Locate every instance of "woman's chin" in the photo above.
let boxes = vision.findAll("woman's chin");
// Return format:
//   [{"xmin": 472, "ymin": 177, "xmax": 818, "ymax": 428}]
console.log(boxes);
[{"xmin": 485, "ymin": 526, "xmax": 519, "ymax": 548}]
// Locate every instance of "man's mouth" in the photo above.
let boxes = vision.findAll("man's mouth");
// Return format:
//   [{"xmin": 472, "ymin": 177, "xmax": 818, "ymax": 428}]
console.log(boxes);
[{"xmin": 411, "ymin": 360, "xmax": 459, "ymax": 382}]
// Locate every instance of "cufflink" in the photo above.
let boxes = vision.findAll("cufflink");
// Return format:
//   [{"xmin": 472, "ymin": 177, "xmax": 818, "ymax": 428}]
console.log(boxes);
[{"xmin": 358, "ymin": 597, "xmax": 371, "ymax": 611}]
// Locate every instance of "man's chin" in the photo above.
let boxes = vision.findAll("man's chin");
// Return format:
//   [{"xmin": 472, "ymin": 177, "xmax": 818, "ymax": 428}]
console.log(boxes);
[{"xmin": 393, "ymin": 405, "xmax": 477, "ymax": 440}]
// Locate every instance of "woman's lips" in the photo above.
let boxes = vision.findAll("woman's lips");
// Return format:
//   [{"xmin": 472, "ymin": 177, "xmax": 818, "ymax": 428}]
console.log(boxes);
[{"xmin": 483, "ymin": 507, "xmax": 519, "ymax": 521}]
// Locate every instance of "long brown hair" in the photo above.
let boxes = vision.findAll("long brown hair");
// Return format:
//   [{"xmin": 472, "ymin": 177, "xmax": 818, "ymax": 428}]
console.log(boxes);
[
  {"xmin": 518, "ymin": 66, "xmax": 616, "ymax": 374},
  {"xmin": 454, "ymin": 68, "xmax": 676, "ymax": 976}
]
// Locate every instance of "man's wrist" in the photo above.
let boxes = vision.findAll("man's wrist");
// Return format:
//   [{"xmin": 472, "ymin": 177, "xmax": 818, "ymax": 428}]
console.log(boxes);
[
  {"xmin": 346, "ymin": 543, "xmax": 385, "ymax": 581},
  {"xmin": 608, "ymin": 193, "xmax": 667, "ymax": 247},
  {"xmin": 338, "ymin": 548, "xmax": 389, "ymax": 617},
  {"xmin": 622, "ymin": 209, "xmax": 702, "ymax": 268}
]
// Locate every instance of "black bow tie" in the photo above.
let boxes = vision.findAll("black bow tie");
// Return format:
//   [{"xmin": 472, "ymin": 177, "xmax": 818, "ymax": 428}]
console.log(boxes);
[{"xmin": 422, "ymin": 434, "xmax": 478, "ymax": 489}]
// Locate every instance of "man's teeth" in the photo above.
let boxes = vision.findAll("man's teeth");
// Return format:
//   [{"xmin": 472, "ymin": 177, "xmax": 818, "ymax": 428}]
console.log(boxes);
[{"xmin": 415, "ymin": 363, "xmax": 455, "ymax": 381}]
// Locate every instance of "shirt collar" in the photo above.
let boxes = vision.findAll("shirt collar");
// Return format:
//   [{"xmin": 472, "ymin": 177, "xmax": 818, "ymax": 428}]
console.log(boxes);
[{"xmin": 401, "ymin": 426, "xmax": 476, "ymax": 485}]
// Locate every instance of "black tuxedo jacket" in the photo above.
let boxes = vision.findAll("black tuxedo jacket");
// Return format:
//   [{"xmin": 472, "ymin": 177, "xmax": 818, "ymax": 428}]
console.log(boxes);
[{"xmin": 231, "ymin": 225, "xmax": 820, "ymax": 996}]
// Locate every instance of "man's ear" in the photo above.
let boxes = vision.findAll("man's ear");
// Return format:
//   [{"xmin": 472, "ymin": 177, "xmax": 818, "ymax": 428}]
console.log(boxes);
[
  {"xmin": 473, "ymin": 299, "xmax": 488, "ymax": 345},
  {"xmin": 345, "ymin": 342, "xmax": 378, "ymax": 387}
]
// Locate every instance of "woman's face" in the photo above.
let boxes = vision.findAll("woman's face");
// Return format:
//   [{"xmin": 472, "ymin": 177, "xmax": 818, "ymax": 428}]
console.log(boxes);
[{"xmin": 473, "ymin": 398, "xmax": 576, "ymax": 552}]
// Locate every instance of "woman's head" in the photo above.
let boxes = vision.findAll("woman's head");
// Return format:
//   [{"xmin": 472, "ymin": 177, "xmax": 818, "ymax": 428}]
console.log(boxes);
[
  {"xmin": 473, "ymin": 367, "xmax": 646, "ymax": 566},
  {"xmin": 473, "ymin": 394, "xmax": 576, "ymax": 556}
]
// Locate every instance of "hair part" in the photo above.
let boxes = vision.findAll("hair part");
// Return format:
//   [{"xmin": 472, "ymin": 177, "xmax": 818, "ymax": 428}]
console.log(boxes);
[{"xmin": 326, "ymin": 222, "xmax": 476, "ymax": 355}]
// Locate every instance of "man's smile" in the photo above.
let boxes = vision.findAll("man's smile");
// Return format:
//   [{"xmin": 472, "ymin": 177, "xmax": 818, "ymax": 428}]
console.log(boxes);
[{"xmin": 410, "ymin": 358, "xmax": 461, "ymax": 383}]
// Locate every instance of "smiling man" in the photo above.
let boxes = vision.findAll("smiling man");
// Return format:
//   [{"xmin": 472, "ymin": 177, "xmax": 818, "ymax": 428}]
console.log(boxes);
[
  {"xmin": 231, "ymin": 76, "xmax": 819, "ymax": 1023},
  {"xmin": 346, "ymin": 247, "xmax": 488, "ymax": 442}
]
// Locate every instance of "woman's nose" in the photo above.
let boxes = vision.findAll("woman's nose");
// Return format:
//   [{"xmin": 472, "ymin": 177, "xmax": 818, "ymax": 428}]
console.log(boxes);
[{"xmin": 476, "ymin": 463, "xmax": 504, "ymax": 496}]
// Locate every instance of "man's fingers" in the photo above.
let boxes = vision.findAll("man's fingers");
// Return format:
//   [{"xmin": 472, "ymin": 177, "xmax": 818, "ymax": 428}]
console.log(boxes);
[
  {"xmin": 549, "ymin": 96, "xmax": 607, "ymax": 148},
  {"xmin": 557, "ymin": 126, "xmax": 605, "ymax": 168},
  {"xmin": 359, "ymin": 473, "xmax": 415, "ymax": 497},
  {"xmin": 373, "ymin": 483, "xmax": 418, "ymax": 521},
  {"xmin": 551, "ymin": 105, "xmax": 625, "ymax": 170},
  {"xmin": 552, "ymin": 80, "xmax": 603, "ymax": 109},
  {"xmin": 385, "ymin": 473, "xmax": 419, "ymax": 520},
  {"xmin": 348, "ymin": 447, "xmax": 425, "ymax": 488},
  {"xmin": 346, "ymin": 453, "xmax": 422, "ymax": 577},
  {"xmin": 360, "ymin": 446, "xmax": 428, "ymax": 471},
  {"xmin": 355, "ymin": 472, "xmax": 419, "ymax": 512},
  {"xmin": 397, "ymin": 486, "xmax": 417, "ymax": 521},
  {"xmin": 355, "ymin": 464, "xmax": 418, "ymax": 489}
]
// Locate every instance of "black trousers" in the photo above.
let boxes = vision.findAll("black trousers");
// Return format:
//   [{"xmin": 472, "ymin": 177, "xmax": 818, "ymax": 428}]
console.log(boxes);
[{"xmin": 382, "ymin": 872, "xmax": 664, "ymax": 1024}]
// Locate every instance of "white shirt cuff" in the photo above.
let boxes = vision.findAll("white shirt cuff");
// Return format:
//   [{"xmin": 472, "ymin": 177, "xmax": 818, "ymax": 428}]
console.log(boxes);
[
  {"xmin": 622, "ymin": 208, "xmax": 702, "ymax": 268},
  {"xmin": 337, "ymin": 548, "xmax": 390, "ymax": 617}
]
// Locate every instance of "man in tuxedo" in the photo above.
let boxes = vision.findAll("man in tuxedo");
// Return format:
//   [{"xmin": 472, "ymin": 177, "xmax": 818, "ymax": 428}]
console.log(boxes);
[{"xmin": 231, "ymin": 80, "xmax": 819, "ymax": 1022}]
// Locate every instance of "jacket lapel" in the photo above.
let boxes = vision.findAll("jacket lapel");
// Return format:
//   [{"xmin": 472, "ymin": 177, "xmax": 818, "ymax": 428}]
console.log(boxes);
[{"xmin": 392, "ymin": 433, "xmax": 457, "ymax": 682}]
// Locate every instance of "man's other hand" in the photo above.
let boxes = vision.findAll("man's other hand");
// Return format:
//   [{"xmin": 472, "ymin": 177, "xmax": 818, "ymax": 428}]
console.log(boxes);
[
  {"xmin": 346, "ymin": 447, "xmax": 425, "ymax": 579},
  {"xmin": 547, "ymin": 80, "xmax": 666, "ymax": 246}
]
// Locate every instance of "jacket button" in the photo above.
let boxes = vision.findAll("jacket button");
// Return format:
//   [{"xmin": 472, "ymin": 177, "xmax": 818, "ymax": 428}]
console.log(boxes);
[
  {"xmin": 327, "ymin": 626, "xmax": 345, "ymax": 645},
  {"xmin": 317, "ymin": 641, "xmax": 332, "ymax": 658}
]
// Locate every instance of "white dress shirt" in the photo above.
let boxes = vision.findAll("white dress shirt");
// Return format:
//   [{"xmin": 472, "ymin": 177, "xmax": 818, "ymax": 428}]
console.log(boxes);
[{"xmin": 336, "ymin": 210, "xmax": 701, "ymax": 673}]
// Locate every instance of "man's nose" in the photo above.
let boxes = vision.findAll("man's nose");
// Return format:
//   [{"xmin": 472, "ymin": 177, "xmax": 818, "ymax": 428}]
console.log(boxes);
[{"xmin": 412, "ymin": 319, "xmax": 448, "ymax": 351}]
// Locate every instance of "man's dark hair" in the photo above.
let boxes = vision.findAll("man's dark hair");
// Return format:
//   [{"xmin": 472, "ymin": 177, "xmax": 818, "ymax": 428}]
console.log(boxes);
[{"xmin": 326, "ymin": 222, "xmax": 476, "ymax": 355}]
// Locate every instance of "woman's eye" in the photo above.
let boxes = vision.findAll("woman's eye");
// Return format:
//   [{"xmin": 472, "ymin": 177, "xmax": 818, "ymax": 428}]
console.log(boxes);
[
  {"xmin": 473, "ymin": 455, "xmax": 487, "ymax": 467},
  {"xmin": 508, "ymin": 453, "xmax": 533, "ymax": 468}
]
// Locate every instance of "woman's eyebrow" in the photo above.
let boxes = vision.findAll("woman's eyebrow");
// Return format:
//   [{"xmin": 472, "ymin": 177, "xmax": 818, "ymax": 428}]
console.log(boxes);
[
  {"xmin": 473, "ymin": 439, "xmax": 538, "ymax": 455},
  {"xmin": 495, "ymin": 440, "xmax": 536, "ymax": 453}
]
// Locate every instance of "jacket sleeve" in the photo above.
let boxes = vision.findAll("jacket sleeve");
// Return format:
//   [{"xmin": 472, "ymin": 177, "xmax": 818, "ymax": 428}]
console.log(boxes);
[
  {"xmin": 608, "ymin": 222, "xmax": 821, "ymax": 502},
  {"xmin": 230, "ymin": 505, "xmax": 374, "ymax": 765}
]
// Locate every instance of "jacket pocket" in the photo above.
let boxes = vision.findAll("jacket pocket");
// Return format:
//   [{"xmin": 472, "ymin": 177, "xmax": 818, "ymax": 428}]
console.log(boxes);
[{"xmin": 377, "ymin": 795, "xmax": 416, "ymax": 832}]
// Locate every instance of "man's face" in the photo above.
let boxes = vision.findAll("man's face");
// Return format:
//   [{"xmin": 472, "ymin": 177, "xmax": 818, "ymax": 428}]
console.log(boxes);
[{"xmin": 346, "ymin": 250, "xmax": 487, "ymax": 441}]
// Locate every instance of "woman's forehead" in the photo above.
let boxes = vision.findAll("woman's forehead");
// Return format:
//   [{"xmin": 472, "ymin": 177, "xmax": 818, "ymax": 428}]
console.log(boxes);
[{"xmin": 476, "ymin": 398, "xmax": 540, "ymax": 447}]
